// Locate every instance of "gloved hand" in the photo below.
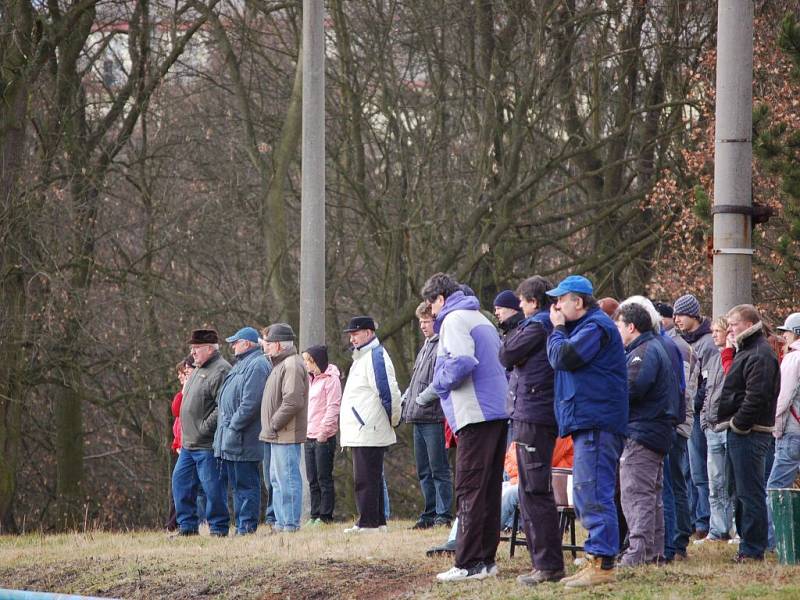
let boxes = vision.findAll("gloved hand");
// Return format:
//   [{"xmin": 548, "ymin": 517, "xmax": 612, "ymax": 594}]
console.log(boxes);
[{"xmin": 415, "ymin": 385, "xmax": 438, "ymax": 407}]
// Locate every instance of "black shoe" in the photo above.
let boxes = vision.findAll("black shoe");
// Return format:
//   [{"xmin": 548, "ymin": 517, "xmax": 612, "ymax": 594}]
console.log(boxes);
[
  {"xmin": 176, "ymin": 529, "xmax": 198, "ymax": 537},
  {"xmin": 412, "ymin": 520, "xmax": 435, "ymax": 530},
  {"xmin": 209, "ymin": 531, "xmax": 228, "ymax": 537},
  {"xmin": 733, "ymin": 553, "xmax": 764, "ymax": 563},
  {"xmin": 426, "ymin": 540, "xmax": 457, "ymax": 557},
  {"xmin": 434, "ymin": 518, "xmax": 452, "ymax": 528},
  {"xmin": 517, "ymin": 568, "xmax": 565, "ymax": 585}
]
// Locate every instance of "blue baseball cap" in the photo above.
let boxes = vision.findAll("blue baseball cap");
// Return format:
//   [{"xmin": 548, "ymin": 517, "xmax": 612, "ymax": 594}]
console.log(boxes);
[
  {"xmin": 225, "ymin": 326, "xmax": 260, "ymax": 344},
  {"xmin": 546, "ymin": 275, "xmax": 594, "ymax": 297}
]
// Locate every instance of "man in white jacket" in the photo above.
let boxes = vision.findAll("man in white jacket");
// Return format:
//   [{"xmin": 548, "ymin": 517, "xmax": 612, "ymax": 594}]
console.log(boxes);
[{"xmin": 339, "ymin": 316, "xmax": 402, "ymax": 532}]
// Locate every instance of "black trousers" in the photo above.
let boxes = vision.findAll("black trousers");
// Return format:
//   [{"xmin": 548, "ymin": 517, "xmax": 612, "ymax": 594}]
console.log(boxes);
[
  {"xmin": 305, "ymin": 437, "xmax": 337, "ymax": 521},
  {"xmin": 352, "ymin": 446, "xmax": 386, "ymax": 528},
  {"xmin": 514, "ymin": 421, "xmax": 564, "ymax": 572},
  {"xmin": 454, "ymin": 419, "xmax": 508, "ymax": 569}
]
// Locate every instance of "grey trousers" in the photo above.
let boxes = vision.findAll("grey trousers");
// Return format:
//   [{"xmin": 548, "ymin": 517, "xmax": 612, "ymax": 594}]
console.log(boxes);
[{"xmin": 619, "ymin": 438, "xmax": 665, "ymax": 566}]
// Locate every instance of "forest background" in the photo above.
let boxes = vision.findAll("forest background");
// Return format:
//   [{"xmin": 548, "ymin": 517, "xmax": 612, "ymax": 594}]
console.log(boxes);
[{"xmin": 1, "ymin": 0, "xmax": 799, "ymax": 532}]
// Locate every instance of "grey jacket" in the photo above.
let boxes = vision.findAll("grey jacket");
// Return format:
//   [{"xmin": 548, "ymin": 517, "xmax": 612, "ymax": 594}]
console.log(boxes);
[
  {"xmin": 667, "ymin": 328, "xmax": 697, "ymax": 438},
  {"xmin": 181, "ymin": 352, "xmax": 232, "ymax": 450},
  {"xmin": 401, "ymin": 335, "xmax": 445, "ymax": 424}
]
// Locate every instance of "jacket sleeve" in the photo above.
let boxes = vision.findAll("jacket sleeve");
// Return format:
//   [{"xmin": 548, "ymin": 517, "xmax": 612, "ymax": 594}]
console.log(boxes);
[
  {"xmin": 432, "ymin": 320, "xmax": 479, "ymax": 394},
  {"xmin": 321, "ymin": 375, "xmax": 342, "ymax": 439},
  {"xmin": 270, "ymin": 360, "xmax": 308, "ymax": 432},
  {"xmin": 200, "ymin": 367, "xmax": 228, "ymax": 437},
  {"xmin": 774, "ymin": 352, "xmax": 800, "ymax": 437},
  {"xmin": 498, "ymin": 324, "xmax": 545, "ymax": 369},
  {"xmin": 731, "ymin": 351, "xmax": 779, "ymax": 432},
  {"xmin": 383, "ymin": 352, "xmax": 403, "ymax": 427},
  {"xmin": 547, "ymin": 323, "xmax": 606, "ymax": 371},
  {"xmin": 627, "ymin": 344, "xmax": 657, "ymax": 407},
  {"xmin": 229, "ymin": 361, "xmax": 268, "ymax": 432}
]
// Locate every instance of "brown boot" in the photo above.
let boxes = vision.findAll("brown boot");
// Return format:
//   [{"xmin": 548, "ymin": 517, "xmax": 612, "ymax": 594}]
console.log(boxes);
[
  {"xmin": 560, "ymin": 558, "xmax": 592, "ymax": 585},
  {"xmin": 563, "ymin": 555, "xmax": 615, "ymax": 589}
]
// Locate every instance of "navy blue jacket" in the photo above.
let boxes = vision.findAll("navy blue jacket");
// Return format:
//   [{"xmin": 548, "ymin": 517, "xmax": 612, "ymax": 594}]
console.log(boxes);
[
  {"xmin": 547, "ymin": 307, "xmax": 628, "ymax": 437},
  {"xmin": 624, "ymin": 331, "xmax": 681, "ymax": 455},
  {"xmin": 498, "ymin": 310, "xmax": 556, "ymax": 427},
  {"xmin": 213, "ymin": 347, "xmax": 272, "ymax": 462}
]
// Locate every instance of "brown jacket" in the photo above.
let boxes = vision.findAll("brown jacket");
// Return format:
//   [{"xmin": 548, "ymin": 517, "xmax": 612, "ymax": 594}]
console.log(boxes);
[{"xmin": 259, "ymin": 346, "xmax": 309, "ymax": 444}]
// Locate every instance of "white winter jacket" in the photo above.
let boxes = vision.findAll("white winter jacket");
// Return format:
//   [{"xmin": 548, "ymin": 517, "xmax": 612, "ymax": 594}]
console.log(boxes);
[{"xmin": 339, "ymin": 337, "xmax": 401, "ymax": 447}]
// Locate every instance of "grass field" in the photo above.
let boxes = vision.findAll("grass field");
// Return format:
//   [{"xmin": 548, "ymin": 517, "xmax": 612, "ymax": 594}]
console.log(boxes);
[{"xmin": 1, "ymin": 521, "xmax": 799, "ymax": 599}]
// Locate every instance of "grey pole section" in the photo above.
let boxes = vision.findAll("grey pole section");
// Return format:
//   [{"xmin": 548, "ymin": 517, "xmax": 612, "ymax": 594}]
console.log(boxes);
[
  {"xmin": 299, "ymin": 0, "xmax": 326, "ymax": 349},
  {"xmin": 712, "ymin": 0, "xmax": 753, "ymax": 318}
]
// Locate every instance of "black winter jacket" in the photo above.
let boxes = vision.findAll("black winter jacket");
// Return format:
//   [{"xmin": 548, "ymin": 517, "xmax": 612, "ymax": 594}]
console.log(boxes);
[
  {"xmin": 717, "ymin": 324, "xmax": 779, "ymax": 433},
  {"xmin": 498, "ymin": 310, "xmax": 556, "ymax": 428}
]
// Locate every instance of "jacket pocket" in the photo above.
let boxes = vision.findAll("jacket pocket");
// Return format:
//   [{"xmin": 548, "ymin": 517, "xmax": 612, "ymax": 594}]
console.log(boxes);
[
  {"xmin": 222, "ymin": 427, "xmax": 243, "ymax": 455},
  {"xmin": 351, "ymin": 407, "xmax": 366, "ymax": 429}
]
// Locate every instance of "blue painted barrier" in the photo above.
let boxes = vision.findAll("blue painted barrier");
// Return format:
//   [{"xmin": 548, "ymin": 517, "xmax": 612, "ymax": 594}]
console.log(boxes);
[{"xmin": 0, "ymin": 590, "xmax": 118, "ymax": 600}]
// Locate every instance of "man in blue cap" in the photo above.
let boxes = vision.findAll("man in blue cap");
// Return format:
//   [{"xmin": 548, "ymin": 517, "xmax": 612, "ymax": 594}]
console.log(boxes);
[
  {"xmin": 213, "ymin": 327, "xmax": 271, "ymax": 534},
  {"xmin": 546, "ymin": 275, "xmax": 628, "ymax": 588}
]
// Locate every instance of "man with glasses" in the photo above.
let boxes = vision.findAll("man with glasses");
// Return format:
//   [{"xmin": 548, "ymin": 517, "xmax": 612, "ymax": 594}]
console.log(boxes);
[
  {"xmin": 402, "ymin": 301, "xmax": 453, "ymax": 530},
  {"xmin": 213, "ymin": 327, "xmax": 271, "ymax": 535},
  {"xmin": 173, "ymin": 328, "xmax": 232, "ymax": 536}
]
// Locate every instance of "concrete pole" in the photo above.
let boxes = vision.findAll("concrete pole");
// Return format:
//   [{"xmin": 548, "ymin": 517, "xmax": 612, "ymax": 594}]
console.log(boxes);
[
  {"xmin": 712, "ymin": 0, "xmax": 753, "ymax": 318},
  {"xmin": 299, "ymin": 0, "xmax": 326, "ymax": 350}
]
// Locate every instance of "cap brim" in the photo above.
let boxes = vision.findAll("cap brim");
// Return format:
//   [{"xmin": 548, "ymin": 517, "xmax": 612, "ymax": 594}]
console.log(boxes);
[
  {"xmin": 225, "ymin": 335, "xmax": 239, "ymax": 343},
  {"xmin": 777, "ymin": 326, "xmax": 789, "ymax": 332},
  {"xmin": 546, "ymin": 286, "xmax": 568, "ymax": 297}
]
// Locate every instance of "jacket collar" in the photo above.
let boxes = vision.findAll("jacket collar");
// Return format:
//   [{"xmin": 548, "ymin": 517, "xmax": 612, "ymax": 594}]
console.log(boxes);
[
  {"xmin": 625, "ymin": 329, "xmax": 655, "ymax": 353},
  {"xmin": 270, "ymin": 345, "xmax": 298, "ymax": 366},
  {"xmin": 352, "ymin": 336, "xmax": 380, "ymax": 359},
  {"xmin": 499, "ymin": 311, "xmax": 524, "ymax": 334},
  {"xmin": 198, "ymin": 351, "xmax": 221, "ymax": 369},
  {"xmin": 681, "ymin": 318, "xmax": 711, "ymax": 344},
  {"xmin": 233, "ymin": 346, "xmax": 261, "ymax": 364},
  {"xmin": 734, "ymin": 321, "xmax": 763, "ymax": 349}
]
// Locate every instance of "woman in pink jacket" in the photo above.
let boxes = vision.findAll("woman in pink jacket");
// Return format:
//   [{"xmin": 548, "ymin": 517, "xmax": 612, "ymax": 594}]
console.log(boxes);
[{"xmin": 303, "ymin": 345, "xmax": 342, "ymax": 525}]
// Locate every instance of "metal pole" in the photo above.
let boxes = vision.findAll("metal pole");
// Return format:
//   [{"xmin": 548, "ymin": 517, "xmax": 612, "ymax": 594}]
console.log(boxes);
[
  {"xmin": 712, "ymin": 0, "xmax": 753, "ymax": 318},
  {"xmin": 299, "ymin": 0, "xmax": 326, "ymax": 350}
]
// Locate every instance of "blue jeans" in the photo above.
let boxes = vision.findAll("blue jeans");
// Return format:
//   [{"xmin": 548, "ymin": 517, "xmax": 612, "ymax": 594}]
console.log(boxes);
[
  {"xmin": 261, "ymin": 443, "xmax": 276, "ymax": 524},
  {"xmin": 706, "ymin": 429, "xmax": 734, "ymax": 539},
  {"xmin": 688, "ymin": 414, "xmax": 710, "ymax": 532},
  {"xmin": 269, "ymin": 443, "xmax": 303, "ymax": 531},
  {"xmin": 572, "ymin": 429, "xmax": 624, "ymax": 558},
  {"xmin": 225, "ymin": 460, "xmax": 261, "ymax": 534},
  {"xmin": 767, "ymin": 434, "xmax": 800, "ymax": 549},
  {"xmin": 726, "ymin": 430, "xmax": 772, "ymax": 558},
  {"xmin": 500, "ymin": 482, "xmax": 519, "ymax": 529},
  {"xmin": 172, "ymin": 448, "xmax": 229, "ymax": 534},
  {"xmin": 413, "ymin": 422, "xmax": 453, "ymax": 523},
  {"xmin": 668, "ymin": 435, "xmax": 692, "ymax": 554}
]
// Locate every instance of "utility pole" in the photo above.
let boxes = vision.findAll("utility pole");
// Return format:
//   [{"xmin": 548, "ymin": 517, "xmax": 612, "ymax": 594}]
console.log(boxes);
[
  {"xmin": 299, "ymin": 0, "xmax": 326, "ymax": 349},
  {"xmin": 712, "ymin": 0, "xmax": 753, "ymax": 318}
]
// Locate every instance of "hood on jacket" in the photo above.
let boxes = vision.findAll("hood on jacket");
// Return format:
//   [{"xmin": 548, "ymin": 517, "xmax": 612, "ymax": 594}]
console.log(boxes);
[
  {"xmin": 681, "ymin": 319, "xmax": 711, "ymax": 345},
  {"xmin": 312, "ymin": 363, "xmax": 341, "ymax": 381},
  {"xmin": 434, "ymin": 291, "xmax": 481, "ymax": 333},
  {"xmin": 270, "ymin": 345, "xmax": 298, "ymax": 366}
]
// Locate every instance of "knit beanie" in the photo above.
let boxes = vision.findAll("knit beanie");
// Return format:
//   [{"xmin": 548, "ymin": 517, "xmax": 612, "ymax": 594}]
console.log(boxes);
[
  {"xmin": 673, "ymin": 294, "xmax": 701, "ymax": 318},
  {"xmin": 493, "ymin": 289, "xmax": 520, "ymax": 311},
  {"xmin": 653, "ymin": 302, "xmax": 674, "ymax": 319},
  {"xmin": 304, "ymin": 344, "xmax": 329, "ymax": 373}
]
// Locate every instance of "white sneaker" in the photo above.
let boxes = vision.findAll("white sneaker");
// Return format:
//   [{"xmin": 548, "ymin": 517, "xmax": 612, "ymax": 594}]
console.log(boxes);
[
  {"xmin": 693, "ymin": 535, "xmax": 727, "ymax": 545},
  {"xmin": 728, "ymin": 536, "xmax": 741, "ymax": 545},
  {"xmin": 436, "ymin": 564, "xmax": 488, "ymax": 582},
  {"xmin": 344, "ymin": 524, "xmax": 388, "ymax": 534}
]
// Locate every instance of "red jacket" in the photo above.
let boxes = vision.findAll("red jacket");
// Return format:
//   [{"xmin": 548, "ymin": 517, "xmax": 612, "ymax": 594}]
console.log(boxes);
[{"xmin": 171, "ymin": 391, "xmax": 183, "ymax": 452}]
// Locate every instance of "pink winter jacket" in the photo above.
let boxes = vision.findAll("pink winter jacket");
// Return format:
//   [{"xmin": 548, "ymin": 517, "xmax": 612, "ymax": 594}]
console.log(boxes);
[{"xmin": 307, "ymin": 364, "xmax": 342, "ymax": 441}]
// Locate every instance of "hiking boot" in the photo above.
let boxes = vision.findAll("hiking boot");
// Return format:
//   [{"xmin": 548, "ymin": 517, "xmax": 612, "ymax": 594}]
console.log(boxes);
[
  {"xmin": 426, "ymin": 540, "xmax": 457, "ymax": 557},
  {"xmin": 517, "ymin": 569, "xmax": 565, "ymax": 586},
  {"xmin": 563, "ymin": 555, "xmax": 615, "ymax": 589},
  {"xmin": 173, "ymin": 529, "xmax": 198, "ymax": 537},
  {"xmin": 434, "ymin": 518, "xmax": 452, "ymax": 528},
  {"xmin": 412, "ymin": 519, "xmax": 435, "ymax": 530},
  {"xmin": 436, "ymin": 563, "xmax": 488, "ymax": 582}
]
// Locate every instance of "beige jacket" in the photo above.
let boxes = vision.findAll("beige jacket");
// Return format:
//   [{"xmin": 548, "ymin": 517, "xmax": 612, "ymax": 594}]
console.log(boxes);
[{"xmin": 259, "ymin": 346, "xmax": 309, "ymax": 444}]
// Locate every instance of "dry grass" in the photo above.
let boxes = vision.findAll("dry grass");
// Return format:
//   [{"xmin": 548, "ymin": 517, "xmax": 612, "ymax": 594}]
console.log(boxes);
[{"xmin": 0, "ymin": 521, "xmax": 799, "ymax": 599}]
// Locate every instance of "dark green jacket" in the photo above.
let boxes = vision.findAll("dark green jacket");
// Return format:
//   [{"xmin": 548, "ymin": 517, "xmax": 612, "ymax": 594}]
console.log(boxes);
[{"xmin": 181, "ymin": 352, "xmax": 232, "ymax": 450}]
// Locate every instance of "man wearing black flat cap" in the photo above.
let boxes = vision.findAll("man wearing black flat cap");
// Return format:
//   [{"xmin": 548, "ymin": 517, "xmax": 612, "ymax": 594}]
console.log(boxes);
[
  {"xmin": 173, "ymin": 328, "xmax": 232, "ymax": 537},
  {"xmin": 340, "ymin": 316, "xmax": 402, "ymax": 533}
]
